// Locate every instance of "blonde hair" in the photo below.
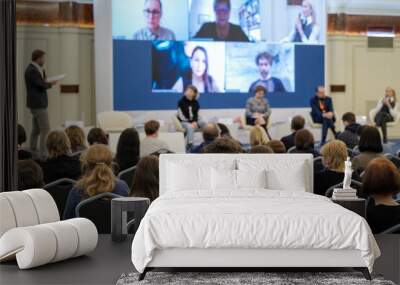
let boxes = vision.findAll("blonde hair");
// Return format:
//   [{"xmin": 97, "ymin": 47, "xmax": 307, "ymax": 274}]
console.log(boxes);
[
  {"xmin": 46, "ymin": 130, "xmax": 71, "ymax": 158},
  {"xmin": 385, "ymin": 87, "xmax": 397, "ymax": 105},
  {"xmin": 65, "ymin": 125, "xmax": 87, "ymax": 153},
  {"xmin": 77, "ymin": 144, "xmax": 115, "ymax": 197},
  {"xmin": 250, "ymin": 126, "xmax": 269, "ymax": 147},
  {"xmin": 320, "ymin": 140, "xmax": 348, "ymax": 171}
]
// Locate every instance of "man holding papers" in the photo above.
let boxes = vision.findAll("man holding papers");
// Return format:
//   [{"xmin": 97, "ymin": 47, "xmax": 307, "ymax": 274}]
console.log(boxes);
[{"xmin": 24, "ymin": 49, "xmax": 59, "ymax": 158}]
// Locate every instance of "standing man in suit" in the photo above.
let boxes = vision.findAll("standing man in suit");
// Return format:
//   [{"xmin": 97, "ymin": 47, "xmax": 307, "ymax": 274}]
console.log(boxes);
[
  {"xmin": 25, "ymin": 49, "xmax": 57, "ymax": 158},
  {"xmin": 310, "ymin": 86, "xmax": 337, "ymax": 145}
]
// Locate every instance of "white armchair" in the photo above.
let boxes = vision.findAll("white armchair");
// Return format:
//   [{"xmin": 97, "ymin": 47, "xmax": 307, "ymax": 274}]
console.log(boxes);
[
  {"xmin": 0, "ymin": 189, "xmax": 98, "ymax": 269},
  {"xmin": 97, "ymin": 111, "xmax": 133, "ymax": 132},
  {"xmin": 369, "ymin": 108, "xmax": 400, "ymax": 127}
]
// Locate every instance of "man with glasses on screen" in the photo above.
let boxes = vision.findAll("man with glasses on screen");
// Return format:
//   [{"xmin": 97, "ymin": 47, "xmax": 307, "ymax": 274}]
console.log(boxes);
[
  {"xmin": 133, "ymin": 0, "xmax": 176, "ymax": 40},
  {"xmin": 248, "ymin": 51, "xmax": 286, "ymax": 95}
]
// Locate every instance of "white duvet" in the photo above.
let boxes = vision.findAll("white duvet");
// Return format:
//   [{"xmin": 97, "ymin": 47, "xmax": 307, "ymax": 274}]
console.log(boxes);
[{"xmin": 131, "ymin": 190, "xmax": 380, "ymax": 273}]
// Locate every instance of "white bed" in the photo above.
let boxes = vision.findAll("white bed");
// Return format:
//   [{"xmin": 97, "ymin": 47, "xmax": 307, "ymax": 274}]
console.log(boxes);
[{"xmin": 131, "ymin": 154, "xmax": 380, "ymax": 280}]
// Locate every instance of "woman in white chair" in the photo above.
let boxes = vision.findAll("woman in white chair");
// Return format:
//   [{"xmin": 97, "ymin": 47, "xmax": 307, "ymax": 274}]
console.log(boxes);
[
  {"xmin": 373, "ymin": 87, "xmax": 399, "ymax": 143},
  {"xmin": 245, "ymin": 85, "xmax": 271, "ymax": 138}
]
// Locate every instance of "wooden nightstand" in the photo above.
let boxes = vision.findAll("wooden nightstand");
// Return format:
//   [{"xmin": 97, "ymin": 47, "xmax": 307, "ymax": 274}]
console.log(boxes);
[{"xmin": 331, "ymin": 198, "xmax": 366, "ymax": 218}]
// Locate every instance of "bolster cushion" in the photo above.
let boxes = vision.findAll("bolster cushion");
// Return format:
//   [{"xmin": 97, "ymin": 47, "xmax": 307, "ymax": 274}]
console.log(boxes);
[{"xmin": 0, "ymin": 218, "xmax": 98, "ymax": 269}]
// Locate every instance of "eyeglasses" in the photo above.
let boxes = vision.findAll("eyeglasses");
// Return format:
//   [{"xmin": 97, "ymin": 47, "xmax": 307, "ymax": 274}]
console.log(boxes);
[
  {"xmin": 215, "ymin": 8, "xmax": 230, "ymax": 14},
  {"xmin": 143, "ymin": 9, "xmax": 161, "ymax": 16}
]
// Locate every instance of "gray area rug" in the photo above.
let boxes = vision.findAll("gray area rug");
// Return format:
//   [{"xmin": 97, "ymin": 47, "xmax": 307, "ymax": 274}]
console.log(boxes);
[{"xmin": 116, "ymin": 272, "xmax": 395, "ymax": 285}]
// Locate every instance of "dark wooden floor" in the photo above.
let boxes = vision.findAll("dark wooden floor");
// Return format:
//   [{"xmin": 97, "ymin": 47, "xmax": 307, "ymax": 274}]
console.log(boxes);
[{"xmin": 1, "ymin": 235, "xmax": 398, "ymax": 285}]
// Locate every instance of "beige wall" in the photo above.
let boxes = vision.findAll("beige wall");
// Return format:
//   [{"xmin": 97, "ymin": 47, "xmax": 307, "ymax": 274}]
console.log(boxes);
[
  {"xmin": 16, "ymin": 26, "xmax": 95, "ymax": 142},
  {"xmin": 16, "ymin": 26, "xmax": 400, "ymax": 140},
  {"xmin": 327, "ymin": 35, "xmax": 400, "ymax": 138}
]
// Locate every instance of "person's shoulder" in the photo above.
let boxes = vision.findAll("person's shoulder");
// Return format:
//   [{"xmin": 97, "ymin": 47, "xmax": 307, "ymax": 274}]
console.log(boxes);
[
  {"xmin": 132, "ymin": 27, "xmax": 146, "ymax": 39},
  {"xmin": 114, "ymin": 179, "xmax": 129, "ymax": 195},
  {"xmin": 160, "ymin": 26, "xmax": 175, "ymax": 36},
  {"xmin": 230, "ymin": 23, "xmax": 244, "ymax": 31}
]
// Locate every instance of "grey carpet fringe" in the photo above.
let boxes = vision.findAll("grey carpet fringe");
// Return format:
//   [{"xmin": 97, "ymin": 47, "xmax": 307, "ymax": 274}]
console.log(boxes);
[{"xmin": 117, "ymin": 271, "xmax": 395, "ymax": 285}]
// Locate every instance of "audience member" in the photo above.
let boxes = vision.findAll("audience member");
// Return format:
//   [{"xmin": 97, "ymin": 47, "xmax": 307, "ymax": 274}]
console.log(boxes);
[
  {"xmin": 191, "ymin": 123, "xmax": 220, "ymax": 153},
  {"xmin": 140, "ymin": 120, "xmax": 169, "ymax": 157},
  {"xmin": 87, "ymin": 127, "xmax": 108, "ymax": 146},
  {"xmin": 363, "ymin": 157, "xmax": 400, "ymax": 233},
  {"xmin": 40, "ymin": 130, "xmax": 81, "ymax": 184},
  {"xmin": 65, "ymin": 125, "xmax": 87, "ymax": 154},
  {"xmin": 17, "ymin": 159, "xmax": 44, "ymax": 190},
  {"xmin": 177, "ymin": 85, "xmax": 206, "ymax": 147},
  {"xmin": 352, "ymin": 126, "xmax": 383, "ymax": 174},
  {"xmin": 250, "ymin": 125, "xmax": 269, "ymax": 147},
  {"xmin": 337, "ymin": 112, "xmax": 361, "ymax": 149},
  {"xmin": 314, "ymin": 140, "xmax": 358, "ymax": 196},
  {"xmin": 203, "ymin": 138, "xmax": 242, "ymax": 153},
  {"xmin": 63, "ymin": 144, "xmax": 129, "ymax": 219},
  {"xmin": 17, "ymin": 124, "xmax": 32, "ymax": 160},
  {"xmin": 249, "ymin": 145, "xmax": 273, "ymax": 154},
  {"xmin": 292, "ymin": 129, "xmax": 319, "ymax": 157},
  {"xmin": 280, "ymin": 115, "xmax": 305, "ymax": 151},
  {"xmin": 217, "ymin": 123, "xmax": 232, "ymax": 139},
  {"xmin": 130, "ymin": 155, "xmax": 159, "ymax": 202},
  {"xmin": 266, "ymin": 140, "xmax": 286, "ymax": 153},
  {"xmin": 115, "ymin": 128, "xmax": 140, "ymax": 172}
]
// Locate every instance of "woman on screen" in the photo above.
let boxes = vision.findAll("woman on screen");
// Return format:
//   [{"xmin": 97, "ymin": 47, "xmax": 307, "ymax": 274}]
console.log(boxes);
[
  {"xmin": 281, "ymin": 0, "xmax": 320, "ymax": 44},
  {"xmin": 133, "ymin": 0, "xmax": 176, "ymax": 40},
  {"xmin": 193, "ymin": 0, "xmax": 249, "ymax": 42},
  {"xmin": 172, "ymin": 46, "xmax": 220, "ymax": 93}
]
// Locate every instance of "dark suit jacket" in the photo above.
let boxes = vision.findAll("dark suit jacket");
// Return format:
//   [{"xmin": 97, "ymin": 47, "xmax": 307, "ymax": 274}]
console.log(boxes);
[
  {"xmin": 24, "ymin": 63, "xmax": 52, "ymax": 109},
  {"xmin": 280, "ymin": 132, "xmax": 296, "ymax": 151},
  {"xmin": 310, "ymin": 96, "xmax": 335, "ymax": 123}
]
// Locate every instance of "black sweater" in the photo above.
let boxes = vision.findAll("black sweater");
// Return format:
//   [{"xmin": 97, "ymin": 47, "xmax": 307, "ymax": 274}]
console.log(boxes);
[
  {"xmin": 177, "ymin": 96, "xmax": 200, "ymax": 123},
  {"xmin": 367, "ymin": 199, "xmax": 400, "ymax": 234}
]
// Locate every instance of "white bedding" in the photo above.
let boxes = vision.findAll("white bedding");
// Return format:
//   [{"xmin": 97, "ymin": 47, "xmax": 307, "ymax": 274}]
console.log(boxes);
[{"xmin": 131, "ymin": 190, "xmax": 380, "ymax": 273}]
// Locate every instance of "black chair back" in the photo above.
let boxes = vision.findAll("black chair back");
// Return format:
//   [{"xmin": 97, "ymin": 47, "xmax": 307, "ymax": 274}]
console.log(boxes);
[
  {"xmin": 44, "ymin": 178, "xmax": 76, "ymax": 219},
  {"xmin": 313, "ymin": 156, "xmax": 325, "ymax": 173},
  {"xmin": 118, "ymin": 166, "xmax": 136, "ymax": 190},
  {"xmin": 384, "ymin": 153, "xmax": 400, "ymax": 170},
  {"xmin": 75, "ymin": 192, "xmax": 122, "ymax": 234}
]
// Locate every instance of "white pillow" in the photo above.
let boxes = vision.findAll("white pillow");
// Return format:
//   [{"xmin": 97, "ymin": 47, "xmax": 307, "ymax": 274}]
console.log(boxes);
[
  {"xmin": 236, "ymin": 169, "xmax": 267, "ymax": 189},
  {"xmin": 237, "ymin": 158, "xmax": 308, "ymax": 191},
  {"xmin": 266, "ymin": 167, "xmax": 306, "ymax": 192},
  {"xmin": 211, "ymin": 169, "xmax": 237, "ymax": 190},
  {"xmin": 167, "ymin": 163, "xmax": 211, "ymax": 191}
]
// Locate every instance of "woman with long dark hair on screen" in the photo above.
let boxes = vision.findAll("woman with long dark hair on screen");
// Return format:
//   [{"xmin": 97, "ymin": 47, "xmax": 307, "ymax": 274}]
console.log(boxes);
[
  {"xmin": 281, "ymin": 0, "xmax": 320, "ymax": 44},
  {"xmin": 172, "ymin": 46, "xmax": 220, "ymax": 93},
  {"xmin": 373, "ymin": 87, "xmax": 399, "ymax": 143}
]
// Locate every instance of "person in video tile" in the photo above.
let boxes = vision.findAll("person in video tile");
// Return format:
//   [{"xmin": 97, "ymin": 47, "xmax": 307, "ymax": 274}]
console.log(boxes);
[
  {"xmin": 172, "ymin": 46, "xmax": 220, "ymax": 93},
  {"xmin": 133, "ymin": 0, "xmax": 176, "ymax": 40},
  {"xmin": 248, "ymin": 51, "xmax": 286, "ymax": 94},
  {"xmin": 281, "ymin": 0, "xmax": 320, "ymax": 44},
  {"xmin": 194, "ymin": 0, "xmax": 249, "ymax": 42}
]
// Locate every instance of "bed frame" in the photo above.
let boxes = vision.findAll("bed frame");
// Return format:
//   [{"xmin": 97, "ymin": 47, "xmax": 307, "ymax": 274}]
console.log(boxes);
[
  {"xmin": 139, "ymin": 249, "xmax": 371, "ymax": 280},
  {"xmin": 138, "ymin": 154, "xmax": 372, "ymax": 281}
]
